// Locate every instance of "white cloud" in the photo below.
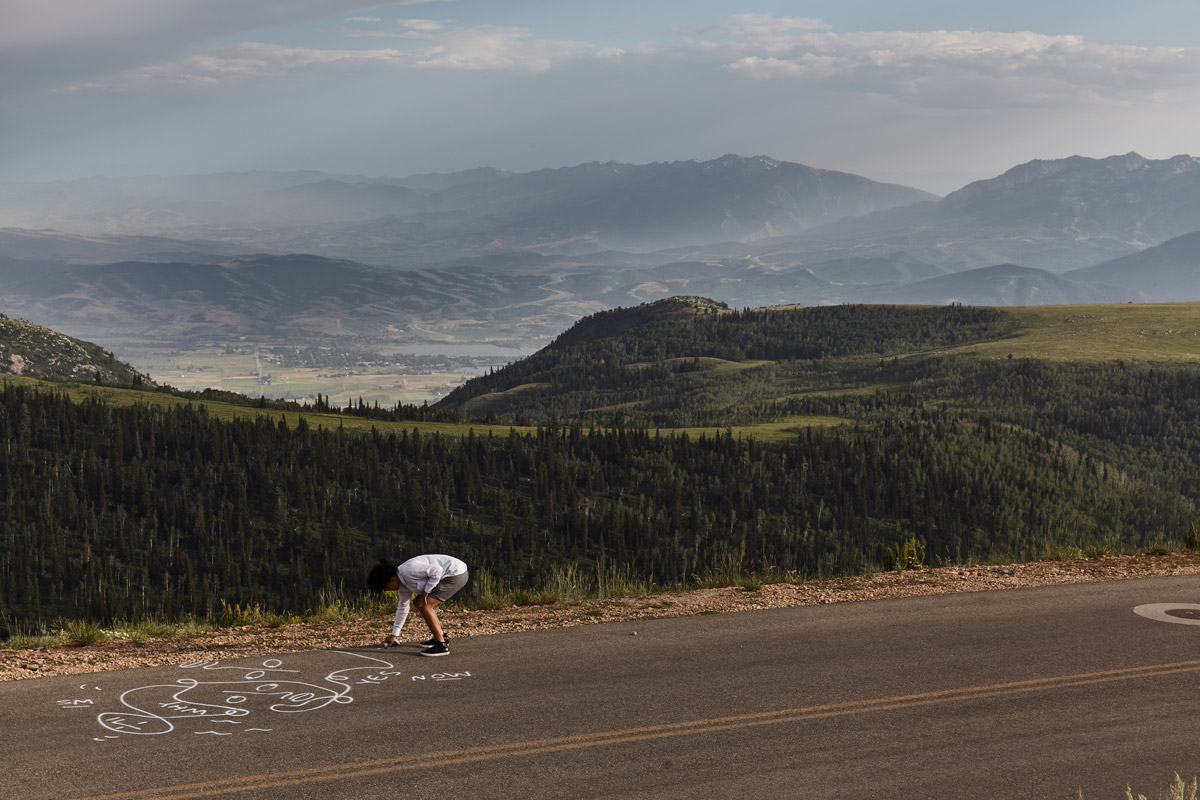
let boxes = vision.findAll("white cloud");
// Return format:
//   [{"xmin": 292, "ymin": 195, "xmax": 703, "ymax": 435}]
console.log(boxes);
[
  {"xmin": 720, "ymin": 27, "xmax": 1200, "ymax": 108},
  {"xmin": 693, "ymin": 13, "xmax": 831, "ymax": 53},
  {"xmin": 398, "ymin": 18, "xmax": 451, "ymax": 33},
  {"xmin": 62, "ymin": 44, "xmax": 406, "ymax": 92},
  {"xmin": 0, "ymin": 0, "xmax": 397, "ymax": 96},
  {"xmin": 39, "ymin": 10, "xmax": 1200, "ymax": 111},
  {"xmin": 0, "ymin": 1, "xmax": 392, "ymax": 50},
  {"xmin": 63, "ymin": 26, "xmax": 622, "ymax": 91},
  {"xmin": 16, "ymin": 10, "xmax": 1200, "ymax": 193},
  {"xmin": 408, "ymin": 25, "xmax": 612, "ymax": 71},
  {"xmin": 346, "ymin": 16, "xmax": 382, "ymax": 23},
  {"xmin": 344, "ymin": 29, "xmax": 431, "ymax": 40}
]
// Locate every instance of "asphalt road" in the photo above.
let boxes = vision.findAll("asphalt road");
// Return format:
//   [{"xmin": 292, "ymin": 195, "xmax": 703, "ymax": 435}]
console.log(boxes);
[{"xmin": 4, "ymin": 575, "xmax": 1200, "ymax": 800}]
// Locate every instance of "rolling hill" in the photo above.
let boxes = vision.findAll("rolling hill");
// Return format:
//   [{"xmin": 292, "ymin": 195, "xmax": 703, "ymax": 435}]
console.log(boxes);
[{"xmin": 0, "ymin": 315, "xmax": 148, "ymax": 384}]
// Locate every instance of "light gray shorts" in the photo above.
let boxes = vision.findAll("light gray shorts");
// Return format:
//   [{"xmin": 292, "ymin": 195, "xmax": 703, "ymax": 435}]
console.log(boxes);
[{"xmin": 429, "ymin": 570, "xmax": 468, "ymax": 601}]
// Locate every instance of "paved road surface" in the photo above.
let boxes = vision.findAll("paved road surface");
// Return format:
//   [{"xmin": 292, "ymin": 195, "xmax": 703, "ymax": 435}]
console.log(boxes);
[{"xmin": 4, "ymin": 575, "xmax": 1200, "ymax": 799}]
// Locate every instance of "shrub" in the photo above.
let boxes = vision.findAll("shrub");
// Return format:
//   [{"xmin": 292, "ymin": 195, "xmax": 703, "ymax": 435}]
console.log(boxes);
[
  {"xmin": 464, "ymin": 569, "xmax": 507, "ymax": 611},
  {"xmin": 884, "ymin": 537, "xmax": 926, "ymax": 571},
  {"xmin": 63, "ymin": 619, "xmax": 106, "ymax": 646},
  {"xmin": 1126, "ymin": 773, "xmax": 1198, "ymax": 800}
]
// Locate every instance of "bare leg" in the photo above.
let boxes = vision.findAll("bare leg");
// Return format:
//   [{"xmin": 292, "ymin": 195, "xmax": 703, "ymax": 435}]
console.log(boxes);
[{"xmin": 418, "ymin": 596, "xmax": 445, "ymax": 642}]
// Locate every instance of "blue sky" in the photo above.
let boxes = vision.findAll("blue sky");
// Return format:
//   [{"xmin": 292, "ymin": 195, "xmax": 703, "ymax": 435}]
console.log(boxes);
[{"xmin": 4, "ymin": 1, "xmax": 1200, "ymax": 193}]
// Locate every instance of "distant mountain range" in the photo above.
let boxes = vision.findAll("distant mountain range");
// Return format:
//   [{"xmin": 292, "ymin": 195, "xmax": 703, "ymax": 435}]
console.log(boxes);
[
  {"xmin": 2, "ymin": 151, "xmax": 1200, "ymax": 350},
  {"xmin": 738, "ymin": 152, "xmax": 1200, "ymax": 273},
  {"xmin": 0, "ymin": 252, "xmax": 585, "ymax": 341},
  {"xmin": 0, "ymin": 232, "xmax": 1189, "ymax": 347},
  {"xmin": 0, "ymin": 155, "xmax": 935, "ymax": 262}
]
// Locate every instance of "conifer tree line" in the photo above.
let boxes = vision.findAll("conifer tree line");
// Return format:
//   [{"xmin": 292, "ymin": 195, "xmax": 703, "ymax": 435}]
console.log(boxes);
[{"xmin": 3, "ymin": 347, "xmax": 1197, "ymax": 629}]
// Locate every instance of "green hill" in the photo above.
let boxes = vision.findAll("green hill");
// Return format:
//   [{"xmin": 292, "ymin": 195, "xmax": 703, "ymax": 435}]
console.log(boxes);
[
  {"xmin": 438, "ymin": 298, "xmax": 1018, "ymax": 427},
  {"xmin": 8, "ymin": 299, "xmax": 1200, "ymax": 632},
  {"xmin": 0, "ymin": 314, "xmax": 148, "ymax": 385},
  {"xmin": 439, "ymin": 299, "xmax": 1200, "ymax": 431}
]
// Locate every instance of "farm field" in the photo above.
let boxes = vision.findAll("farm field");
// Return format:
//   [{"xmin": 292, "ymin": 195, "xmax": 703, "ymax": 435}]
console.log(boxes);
[
  {"xmin": 0, "ymin": 374, "xmax": 538, "ymax": 438},
  {"xmin": 105, "ymin": 340, "xmax": 521, "ymax": 406}
]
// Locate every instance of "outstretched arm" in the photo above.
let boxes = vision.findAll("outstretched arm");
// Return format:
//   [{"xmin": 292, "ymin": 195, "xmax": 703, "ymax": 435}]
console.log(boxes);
[{"xmin": 385, "ymin": 589, "xmax": 414, "ymax": 643}]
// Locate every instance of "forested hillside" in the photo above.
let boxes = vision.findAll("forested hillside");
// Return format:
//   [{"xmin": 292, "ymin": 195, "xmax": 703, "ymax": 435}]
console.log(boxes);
[
  {"xmin": 5, "ymin": 298, "xmax": 1200, "ymax": 629},
  {"xmin": 438, "ymin": 298, "xmax": 1017, "ymax": 423}
]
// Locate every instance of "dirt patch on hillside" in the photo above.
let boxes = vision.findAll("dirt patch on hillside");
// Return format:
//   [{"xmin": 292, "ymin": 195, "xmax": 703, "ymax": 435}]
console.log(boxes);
[{"xmin": 6, "ymin": 552, "xmax": 1200, "ymax": 682}]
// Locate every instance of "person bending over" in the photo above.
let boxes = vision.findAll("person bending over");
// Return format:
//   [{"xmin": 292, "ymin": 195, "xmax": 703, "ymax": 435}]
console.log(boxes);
[{"xmin": 367, "ymin": 554, "xmax": 468, "ymax": 657}]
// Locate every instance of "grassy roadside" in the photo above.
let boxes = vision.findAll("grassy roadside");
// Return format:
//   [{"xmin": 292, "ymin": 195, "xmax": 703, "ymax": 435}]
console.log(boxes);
[
  {"xmin": 6, "ymin": 547, "xmax": 1200, "ymax": 682},
  {"xmin": 1122, "ymin": 774, "xmax": 1199, "ymax": 800}
]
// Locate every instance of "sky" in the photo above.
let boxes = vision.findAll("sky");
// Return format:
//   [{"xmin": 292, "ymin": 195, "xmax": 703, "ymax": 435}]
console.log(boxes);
[{"xmin": 4, "ymin": 0, "xmax": 1200, "ymax": 194}]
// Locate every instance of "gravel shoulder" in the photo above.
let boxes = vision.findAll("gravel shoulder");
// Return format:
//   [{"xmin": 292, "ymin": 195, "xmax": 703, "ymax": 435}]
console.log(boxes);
[{"xmin": 6, "ymin": 552, "xmax": 1200, "ymax": 682}]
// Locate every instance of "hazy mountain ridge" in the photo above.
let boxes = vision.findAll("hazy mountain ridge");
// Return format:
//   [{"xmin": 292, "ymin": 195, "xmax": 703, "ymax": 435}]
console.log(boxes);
[
  {"xmin": 741, "ymin": 152, "xmax": 1200, "ymax": 272},
  {"xmin": 0, "ymin": 234, "xmax": 1187, "ymax": 350},
  {"xmin": 0, "ymin": 254, "xmax": 575, "ymax": 340},
  {"xmin": 0, "ymin": 155, "xmax": 937, "ymax": 261},
  {"xmin": 883, "ymin": 264, "xmax": 1126, "ymax": 307},
  {"xmin": 937, "ymin": 152, "xmax": 1200, "ymax": 245},
  {"xmin": 1063, "ymin": 231, "xmax": 1200, "ymax": 301},
  {"xmin": 0, "ymin": 228, "xmax": 258, "ymax": 264}
]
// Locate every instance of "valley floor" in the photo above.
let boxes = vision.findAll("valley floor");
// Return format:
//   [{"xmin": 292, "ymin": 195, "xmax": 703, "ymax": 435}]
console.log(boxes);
[{"xmin": 5, "ymin": 552, "xmax": 1200, "ymax": 682}]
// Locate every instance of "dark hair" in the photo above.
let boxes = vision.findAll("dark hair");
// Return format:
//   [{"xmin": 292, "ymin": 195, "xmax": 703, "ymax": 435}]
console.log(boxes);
[{"xmin": 367, "ymin": 559, "xmax": 395, "ymax": 593}]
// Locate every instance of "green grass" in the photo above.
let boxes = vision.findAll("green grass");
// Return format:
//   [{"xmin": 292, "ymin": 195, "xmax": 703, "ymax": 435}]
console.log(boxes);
[
  {"xmin": 626, "ymin": 357, "xmax": 772, "ymax": 375},
  {"xmin": 774, "ymin": 381, "xmax": 909, "ymax": 401},
  {"xmin": 462, "ymin": 563, "xmax": 654, "ymax": 610},
  {"xmin": 671, "ymin": 416, "xmax": 848, "ymax": 442},
  {"xmin": 1, "ymin": 590, "xmax": 397, "ymax": 650},
  {"xmin": 959, "ymin": 303, "xmax": 1200, "ymax": 363},
  {"xmin": 460, "ymin": 382, "xmax": 550, "ymax": 415}
]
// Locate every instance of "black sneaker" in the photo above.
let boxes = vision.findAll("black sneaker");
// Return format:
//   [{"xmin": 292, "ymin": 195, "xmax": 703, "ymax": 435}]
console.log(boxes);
[
  {"xmin": 419, "ymin": 635, "xmax": 450, "ymax": 647},
  {"xmin": 420, "ymin": 641, "xmax": 450, "ymax": 657}
]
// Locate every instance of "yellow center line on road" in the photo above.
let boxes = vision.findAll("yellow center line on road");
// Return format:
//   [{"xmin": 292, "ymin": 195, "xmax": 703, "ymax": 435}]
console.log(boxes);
[{"xmin": 71, "ymin": 658, "xmax": 1200, "ymax": 800}]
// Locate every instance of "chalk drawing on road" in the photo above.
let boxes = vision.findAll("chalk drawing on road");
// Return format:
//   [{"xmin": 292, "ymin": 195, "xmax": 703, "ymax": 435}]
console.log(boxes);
[
  {"xmin": 57, "ymin": 699, "xmax": 95, "ymax": 709},
  {"xmin": 411, "ymin": 672, "xmax": 472, "ymax": 682},
  {"xmin": 91, "ymin": 650, "xmax": 403, "ymax": 740},
  {"xmin": 1133, "ymin": 603, "xmax": 1200, "ymax": 626}
]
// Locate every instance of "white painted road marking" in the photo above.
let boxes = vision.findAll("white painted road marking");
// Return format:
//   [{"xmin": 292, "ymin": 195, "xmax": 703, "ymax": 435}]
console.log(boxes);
[{"xmin": 1133, "ymin": 603, "xmax": 1200, "ymax": 625}]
